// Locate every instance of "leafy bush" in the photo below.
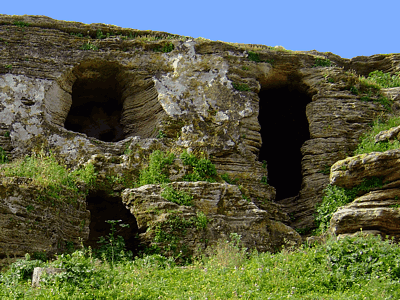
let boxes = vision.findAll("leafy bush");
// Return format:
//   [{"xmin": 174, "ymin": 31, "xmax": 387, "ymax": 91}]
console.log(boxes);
[
  {"xmin": 180, "ymin": 151, "xmax": 218, "ymax": 182},
  {"xmin": 137, "ymin": 150, "xmax": 175, "ymax": 186},
  {"xmin": 161, "ymin": 185, "xmax": 193, "ymax": 206},
  {"xmin": 355, "ymin": 116, "xmax": 400, "ymax": 155},
  {"xmin": 315, "ymin": 178, "xmax": 383, "ymax": 233}
]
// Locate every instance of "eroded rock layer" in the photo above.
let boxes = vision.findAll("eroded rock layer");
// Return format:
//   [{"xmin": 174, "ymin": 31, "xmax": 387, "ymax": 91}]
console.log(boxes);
[{"xmin": 0, "ymin": 14, "xmax": 400, "ymax": 258}]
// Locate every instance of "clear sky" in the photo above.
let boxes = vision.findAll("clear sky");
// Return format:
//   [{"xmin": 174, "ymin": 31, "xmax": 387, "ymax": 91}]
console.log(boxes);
[{"xmin": 2, "ymin": 0, "xmax": 399, "ymax": 59}]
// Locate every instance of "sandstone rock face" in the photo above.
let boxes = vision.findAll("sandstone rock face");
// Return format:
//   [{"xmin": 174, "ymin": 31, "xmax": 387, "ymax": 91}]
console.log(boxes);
[
  {"xmin": 0, "ymin": 177, "xmax": 89, "ymax": 263},
  {"xmin": 0, "ymin": 14, "xmax": 399, "ymax": 258}
]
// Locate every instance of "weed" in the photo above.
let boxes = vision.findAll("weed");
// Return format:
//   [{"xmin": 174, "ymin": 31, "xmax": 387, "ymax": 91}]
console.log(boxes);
[
  {"xmin": 79, "ymin": 42, "xmax": 98, "ymax": 51},
  {"xmin": 153, "ymin": 43, "xmax": 174, "ymax": 53},
  {"xmin": 26, "ymin": 205, "xmax": 34, "ymax": 213},
  {"xmin": 241, "ymin": 66, "xmax": 249, "ymax": 71},
  {"xmin": 349, "ymin": 86, "xmax": 359, "ymax": 95},
  {"xmin": 221, "ymin": 173, "xmax": 239, "ymax": 185},
  {"xmin": 32, "ymin": 251, "xmax": 47, "ymax": 262},
  {"xmin": 156, "ymin": 130, "xmax": 166, "ymax": 138},
  {"xmin": 161, "ymin": 185, "xmax": 193, "ymax": 206},
  {"xmin": 13, "ymin": 21, "xmax": 30, "ymax": 27},
  {"xmin": 95, "ymin": 220, "xmax": 132, "ymax": 264},
  {"xmin": 313, "ymin": 58, "xmax": 332, "ymax": 67},
  {"xmin": 180, "ymin": 151, "xmax": 218, "ymax": 183},
  {"xmin": 317, "ymin": 165, "xmax": 331, "ymax": 175},
  {"xmin": 232, "ymin": 83, "xmax": 250, "ymax": 91},
  {"xmin": 248, "ymin": 51, "xmax": 261, "ymax": 62},
  {"xmin": 262, "ymin": 160, "xmax": 267, "ymax": 169},
  {"xmin": 138, "ymin": 150, "xmax": 175, "ymax": 186},
  {"xmin": 70, "ymin": 32, "xmax": 83, "ymax": 38},
  {"xmin": 4, "ymin": 131, "xmax": 10, "ymax": 137},
  {"xmin": 194, "ymin": 211, "xmax": 209, "ymax": 230},
  {"xmin": 0, "ymin": 147, "xmax": 8, "ymax": 164},
  {"xmin": 5, "ymin": 65, "xmax": 12, "ymax": 69},
  {"xmin": 260, "ymin": 176, "xmax": 268, "ymax": 185}
]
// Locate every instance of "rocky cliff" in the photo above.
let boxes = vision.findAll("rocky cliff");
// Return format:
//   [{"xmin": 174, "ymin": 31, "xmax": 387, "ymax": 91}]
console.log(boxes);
[{"xmin": 0, "ymin": 14, "xmax": 399, "ymax": 263}]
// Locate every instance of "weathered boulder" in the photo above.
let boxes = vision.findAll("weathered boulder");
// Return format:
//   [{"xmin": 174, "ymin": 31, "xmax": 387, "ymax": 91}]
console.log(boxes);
[
  {"xmin": 32, "ymin": 267, "xmax": 66, "ymax": 287},
  {"xmin": 329, "ymin": 142, "xmax": 400, "ymax": 239},
  {"xmin": 122, "ymin": 182, "xmax": 301, "ymax": 255}
]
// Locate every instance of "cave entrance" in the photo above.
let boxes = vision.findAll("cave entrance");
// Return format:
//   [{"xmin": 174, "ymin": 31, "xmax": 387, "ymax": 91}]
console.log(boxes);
[
  {"xmin": 64, "ymin": 62, "xmax": 125, "ymax": 142},
  {"xmin": 258, "ymin": 81, "xmax": 312, "ymax": 201},
  {"xmin": 85, "ymin": 190, "xmax": 139, "ymax": 255}
]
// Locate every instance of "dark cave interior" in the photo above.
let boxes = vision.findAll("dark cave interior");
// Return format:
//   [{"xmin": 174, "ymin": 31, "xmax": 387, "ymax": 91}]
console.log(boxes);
[
  {"xmin": 65, "ymin": 76, "xmax": 125, "ymax": 142},
  {"xmin": 84, "ymin": 190, "xmax": 139, "ymax": 255},
  {"xmin": 258, "ymin": 84, "xmax": 312, "ymax": 201}
]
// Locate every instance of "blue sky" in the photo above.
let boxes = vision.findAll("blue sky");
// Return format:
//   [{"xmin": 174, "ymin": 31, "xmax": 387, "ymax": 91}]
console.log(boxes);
[{"xmin": 2, "ymin": 0, "xmax": 399, "ymax": 59}]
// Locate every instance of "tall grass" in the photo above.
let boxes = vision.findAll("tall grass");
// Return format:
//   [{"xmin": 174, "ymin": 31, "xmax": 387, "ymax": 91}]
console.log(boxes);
[
  {"xmin": 355, "ymin": 116, "xmax": 400, "ymax": 155},
  {"xmin": 1, "ymin": 234, "xmax": 400, "ymax": 299}
]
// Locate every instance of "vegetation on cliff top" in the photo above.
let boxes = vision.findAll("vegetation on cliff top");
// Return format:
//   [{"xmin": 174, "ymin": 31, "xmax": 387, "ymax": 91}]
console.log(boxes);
[{"xmin": 1, "ymin": 233, "xmax": 400, "ymax": 299}]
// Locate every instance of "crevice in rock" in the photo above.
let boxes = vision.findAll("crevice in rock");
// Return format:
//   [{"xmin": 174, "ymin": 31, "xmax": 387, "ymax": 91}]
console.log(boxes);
[
  {"xmin": 258, "ymin": 77, "xmax": 312, "ymax": 201},
  {"xmin": 84, "ymin": 190, "xmax": 139, "ymax": 256}
]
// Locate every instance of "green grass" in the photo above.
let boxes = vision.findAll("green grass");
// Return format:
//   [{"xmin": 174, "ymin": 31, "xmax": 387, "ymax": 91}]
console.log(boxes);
[
  {"xmin": 0, "ymin": 151, "xmax": 97, "ymax": 202},
  {"xmin": 2, "ymin": 234, "xmax": 400, "ymax": 299},
  {"xmin": 361, "ymin": 70, "xmax": 400, "ymax": 88},
  {"xmin": 180, "ymin": 151, "xmax": 218, "ymax": 182},
  {"xmin": 137, "ymin": 150, "xmax": 175, "ymax": 186},
  {"xmin": 355, "ymin": 116, "xmax": 400, "ymax": 155}
]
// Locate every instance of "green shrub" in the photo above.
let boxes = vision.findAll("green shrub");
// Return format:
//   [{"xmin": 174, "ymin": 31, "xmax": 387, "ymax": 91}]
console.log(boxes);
[
  {"xmin": 79, "ymin": 42, "xmax": 98, "ymax": 51},
  {"xmin": 137, "ymin": 150, "xmax": 175, "ymax": 186},
  {"xmin": 180, "ymin": 151, "xmax": 218, "ymax": 182},
  {"xmin": 161, "ymin": 186, "xmax": 193, "ymax": 206},
  {"xmin": 248, "ymin": 51, "xmax": 261, "ymax": 62},
  {"xmin": 355, "ymin": 116, "xmax": 400, "ymax": 155},
  {"xmin": 313, "ymin": 58, "xmax": 332, "ymax": 67},
  {"xmin": 315, "ymin": 177, "xmax": 383, "ymax": 233}
]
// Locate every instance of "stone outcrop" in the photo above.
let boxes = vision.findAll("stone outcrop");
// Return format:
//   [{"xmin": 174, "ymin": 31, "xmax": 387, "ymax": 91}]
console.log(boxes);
[
  {"xmin": 122, "ymin": 182, "xmax": 299, "ymax": 255},
  {"xmin": 329, "ymin": 149, "xmax": 400, "ymax": 240},
  {"xmin": 0, "ymin": 14, "xmax": 400, "ymax": 260}
]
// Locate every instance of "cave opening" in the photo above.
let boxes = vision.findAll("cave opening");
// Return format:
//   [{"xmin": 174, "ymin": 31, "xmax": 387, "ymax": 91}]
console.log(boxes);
[
  {"xmin": 258, "ymin": 82, "xmax": 312, "ymax": 201},
  {"xmin": 85, "ymin": 190, "xmax": 139, "ymax": 256},
  {"xmin": 64, "ymin": 67, "xmax": 125, "ymax": 142}
]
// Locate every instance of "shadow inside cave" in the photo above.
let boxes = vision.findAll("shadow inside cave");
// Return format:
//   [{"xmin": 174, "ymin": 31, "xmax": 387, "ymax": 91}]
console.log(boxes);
[{"xmin": 258, "ymin": 84, "xmax": 312, "ymax": 201}]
